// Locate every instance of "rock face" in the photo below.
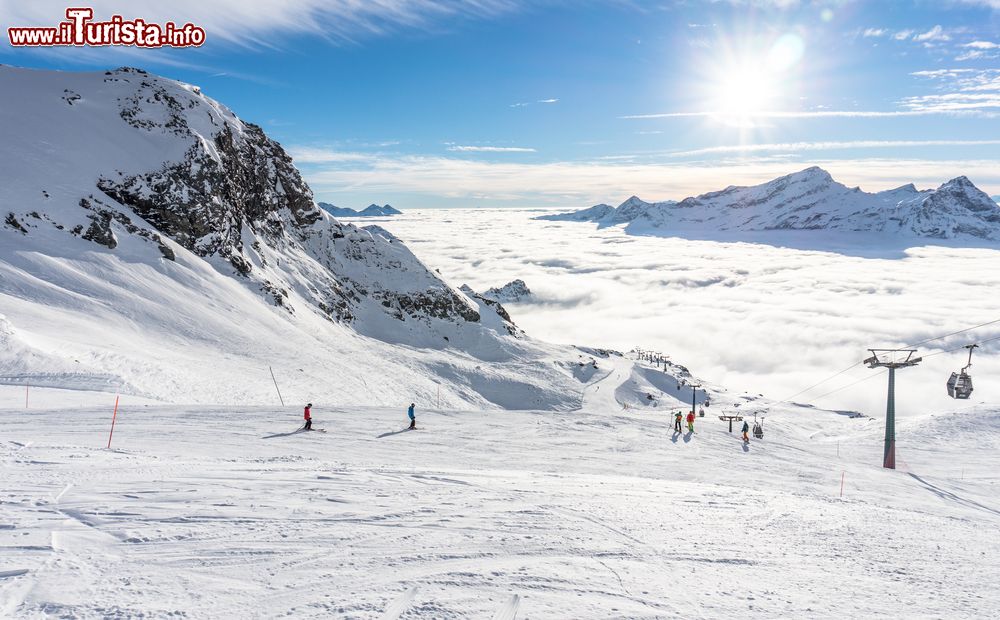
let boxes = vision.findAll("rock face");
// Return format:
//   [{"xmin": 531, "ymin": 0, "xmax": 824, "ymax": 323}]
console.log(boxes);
[
  {"xmin": 0, "ymin": 66, "xmax": 511, "ymax": 344},
  {"xmin": 537, "ymin": 166, "xmax": 1000, "ymax": 241},
  {"xmin": 483, "ymin": 279, "xmax": 533, "ymax": 303},
  {"xmin": 318, "ymin": 203, "xmax": 403, "ymax": 217}
]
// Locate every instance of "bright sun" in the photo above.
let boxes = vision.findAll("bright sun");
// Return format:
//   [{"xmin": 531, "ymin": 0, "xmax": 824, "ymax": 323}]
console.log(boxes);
[
  {"xmin": 710, "ymin": 65, "xmax": 778, "ymax": 118},
  {"xmin": 702, "ymin": 33, "xmax": 805, "ymax": 123}
]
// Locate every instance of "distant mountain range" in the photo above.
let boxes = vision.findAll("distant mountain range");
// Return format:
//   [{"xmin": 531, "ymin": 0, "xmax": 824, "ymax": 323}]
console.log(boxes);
[
  {"xmin": 537, "ymin": 166, "xmax": 1000, "ymax": 241},
  {"xmin": 318, "ymin": 202, "xmax": 402, "ymax": 217}
]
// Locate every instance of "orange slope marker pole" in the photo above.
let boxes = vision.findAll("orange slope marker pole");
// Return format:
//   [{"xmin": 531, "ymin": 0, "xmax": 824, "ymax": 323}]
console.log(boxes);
[{"xmin": 107, "ymin": 395, "xmax": 120, "ymax": 449}]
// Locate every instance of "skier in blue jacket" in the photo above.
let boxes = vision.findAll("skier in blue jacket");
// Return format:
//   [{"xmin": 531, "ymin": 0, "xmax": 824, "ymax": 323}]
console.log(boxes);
[{"xmin": 407, "ymin": 403, "xmax": 416, "ymax": 429}]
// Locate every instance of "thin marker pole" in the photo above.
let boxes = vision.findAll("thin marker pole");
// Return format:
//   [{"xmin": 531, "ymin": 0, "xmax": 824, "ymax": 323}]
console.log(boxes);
[
  {"xmin": 107, "ymin": 395, "xmax": 120, "ymax": 449},
  {"xmin": 269, "ymin": 366, "xmax": 285, "ymax": 406},
  {"xmin": 840, "ymin": 471, "xmax": 845, "ymax": 498},
  {"xmin": 25, "ymin": 383, "xmax": 29, "ymax": 409}
]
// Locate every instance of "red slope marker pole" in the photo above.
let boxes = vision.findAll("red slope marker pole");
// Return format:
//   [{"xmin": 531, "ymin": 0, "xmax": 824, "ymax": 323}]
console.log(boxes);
[{"xmin": 107, "ymin": 395, "xmax": 120, "ymax": 449}]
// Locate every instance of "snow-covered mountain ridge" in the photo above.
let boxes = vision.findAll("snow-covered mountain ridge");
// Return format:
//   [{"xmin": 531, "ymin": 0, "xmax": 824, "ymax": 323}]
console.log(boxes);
[
  {"xmin": 0, "ymin": 66, "xmax": 621, "ymax": 407},
  {"xmin": 538, "ymin": 166, "xmax": 1000, "ymax": 241},
  {"xmin": 319, "ymin": 202, "xmax": 402, "ymax": 217}
]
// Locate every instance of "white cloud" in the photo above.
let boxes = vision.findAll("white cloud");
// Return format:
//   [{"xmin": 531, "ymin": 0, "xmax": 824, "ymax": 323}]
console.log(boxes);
[
  {"xmin": 863, "ymin": 28, "xmax": 888, "ymax": 38},
  {"xmin": 893, "ymin": 29, "xmax": 915, "ymax": 41},
  {"xmin": 286, "ymin": 146, "xmax": 376, "ymax": 164},
  {"xmin": 911, "ymin": 69, "xmax": 976, "ymax": 78},
  {"xmin": 900, "ymin": 69, "xmax": 1000, "ymax": 111},
  {"xmin": 668, "ymin": 139, "xmax": 1000, "ymax": 158},
  {"xmin": 620, "ymin": 109, "xmax": 993, "ymax": 119},
  {"xmin": 537, "ymin": 98, "xmax": 559, "ymax": 104},
  {"xmin": 913, "ymin": 25, "xmax": 950, "ymax": 42},
  {"xmin": 446, "ymin": 145, "xmax": 536, "ymax": 153},
  {"xmin": 964, "ymin": 40, "xmax": 1000, "ymax": 49},
  {"xmin": 381, "ymin": 209, "xmax": 1000, "ymax": 417}
]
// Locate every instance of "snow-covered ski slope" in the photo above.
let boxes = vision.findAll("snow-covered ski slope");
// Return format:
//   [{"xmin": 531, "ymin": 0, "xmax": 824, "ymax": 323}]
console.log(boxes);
[{"xmin": 2, "ymin": 361, "xmax": 998, "ymax": 619}]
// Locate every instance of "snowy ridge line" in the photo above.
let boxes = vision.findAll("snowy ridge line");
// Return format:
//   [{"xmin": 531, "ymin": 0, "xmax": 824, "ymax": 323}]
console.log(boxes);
[{"xmin": 537, "ymin": 166, "xmax": 1000, "ymax": 242}]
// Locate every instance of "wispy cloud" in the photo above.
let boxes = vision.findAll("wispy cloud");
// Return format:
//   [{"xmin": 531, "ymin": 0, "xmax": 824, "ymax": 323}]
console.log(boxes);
[
  {"xmin": 446, "ymin": 145, "xmax": 536, "ymax": 153},
  {"xmin": 669, "ymin": 139, "xmax": 1000, "ymax": 158},
  {"xmin": 0, "ymin": 1, "xmax": 519, "ymax": 48},
  {"xmin": 964, "ymin": 40, "xmax": 1000, "ymax": 49},
  {"xmin": 286, "ymin": 146, "xmax": 376, "ymax": 163},
  {"xmin": 510, "ymin": 98, "xmax": 558, "ymax": 108},
  {"xmin": 905, "ymin": 67, "xmax": 1000, "ymax": 112},
  {"xmin": 863, "ymin": 28, "xmax": 888, "ymax": 38},
  {"xmin": 957, "ymin": 40, "xmax": 1000, "ymax": 60},
  {"xmin": 913, "ymin": 25, "xmax": 950, "ymax": 42},
  {"xmin": 620, "ymin": 109, "xmax": 989, "ymax": 119}
]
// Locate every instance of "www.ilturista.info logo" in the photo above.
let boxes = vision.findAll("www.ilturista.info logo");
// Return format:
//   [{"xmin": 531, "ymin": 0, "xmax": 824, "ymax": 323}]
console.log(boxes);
[{"xmin": 8, "ymin": 8, "xmax": 206, "ymax": 48}]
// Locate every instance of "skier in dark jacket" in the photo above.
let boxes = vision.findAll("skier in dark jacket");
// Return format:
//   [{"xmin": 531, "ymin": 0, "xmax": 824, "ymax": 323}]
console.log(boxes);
[
  {"xmin": 303, "ymin": 403, "xmax": 313, "ymax": 431},
  {"xmin": 742, "ymin": 420, "xmax": 750, "ymax": 443},
  {"xmin": 674, "ymin": 411, "xmax": 683, "ymax": 433},
  {"xmin": 407, "ymin": 403, "xmax": 416, "ymax": 429}
]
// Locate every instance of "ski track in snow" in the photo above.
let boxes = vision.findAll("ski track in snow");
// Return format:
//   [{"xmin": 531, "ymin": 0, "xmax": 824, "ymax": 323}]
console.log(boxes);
[{"xmin": 1, "ymin": 384, "xmax": 999, "ymax": 618}]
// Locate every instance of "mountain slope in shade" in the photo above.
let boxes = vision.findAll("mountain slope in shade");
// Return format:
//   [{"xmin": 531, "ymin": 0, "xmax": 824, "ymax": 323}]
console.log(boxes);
[
  {"xmin": 538, "ymin": 167, "xmax": 1000, "ymax": 241},
  {"xmin": 318, "ymin": 202, "xmax": 402, "ymax": 217},
  {"xmin": 537, "ymin": 196, "xmax": 677, "ymax": 226},
  {"xmin": 0, "ymin": 66, "xmax": 604, "ymax": 408}
]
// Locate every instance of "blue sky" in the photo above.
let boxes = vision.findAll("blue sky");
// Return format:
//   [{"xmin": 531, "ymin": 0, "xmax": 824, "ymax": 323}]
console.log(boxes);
[{"xmin": 3, "ymin": 0, "xmax": 999, "ymax": 208}]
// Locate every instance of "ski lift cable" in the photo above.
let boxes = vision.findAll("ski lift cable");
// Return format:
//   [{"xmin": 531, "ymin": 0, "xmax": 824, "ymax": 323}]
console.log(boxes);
[
  {"xmin": 801, "ymin": 334, "xmax": 1000, "ymax": 405},
  {"xmin": 778, "ymin": 316, "xmax": 1000, "ymax": 403},
  {"xmin": 920, "ymin": 333, "xmax": 1000, "ymax": 359},
  {"xmin": 805, "ymin": 369, "xmax": 888, "ymax": 404},
  {"xmin": 903, "ymin": 317, "xmax": 1000, "ymax": 349},
  {"xmin": 780, "ymin": 361, "xmax": 864, "ymax": 402}
]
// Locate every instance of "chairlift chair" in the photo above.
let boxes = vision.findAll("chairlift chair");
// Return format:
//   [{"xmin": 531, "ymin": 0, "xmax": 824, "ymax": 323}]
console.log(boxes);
[
  {"xmin": 752, "ymin": 413, "xmax": 764, "ymax": 439},
  {"xmin": 946, "ymin": 344, "xmax": 978, "ymax": 400}
]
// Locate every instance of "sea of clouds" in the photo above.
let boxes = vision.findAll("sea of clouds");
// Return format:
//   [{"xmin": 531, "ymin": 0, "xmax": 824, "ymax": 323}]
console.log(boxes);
[{"xmin": 375, "ymin": 209, "xmax": 1000, "ymax": 418}]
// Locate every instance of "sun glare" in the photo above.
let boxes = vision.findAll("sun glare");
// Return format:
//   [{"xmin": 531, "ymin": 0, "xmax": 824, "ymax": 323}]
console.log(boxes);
[
  {"xmin": 711, "ymin": 65, "xmax": 777, "ymax": 118},
  {"xmin": 702, "ymin": 32, "xmax": 805, "ymax": 125}
]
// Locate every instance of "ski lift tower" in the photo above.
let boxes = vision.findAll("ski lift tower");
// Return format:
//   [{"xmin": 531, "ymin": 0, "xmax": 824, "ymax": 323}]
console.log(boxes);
[
  {"xmin": 864, "ymin": 349, "xmax": 922, "ymax": 470},
  {"xmin": 679, "ymin": 379, "xmax": 702, "ymax": 417}
]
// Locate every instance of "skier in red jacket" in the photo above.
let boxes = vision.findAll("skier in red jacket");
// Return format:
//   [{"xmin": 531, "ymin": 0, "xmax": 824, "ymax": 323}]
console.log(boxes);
[
  {"xmin": 303, "ymin": 403, "xmax": 313, "ymax": 431},
  {"xmin": 686, "ymin": 410, "xmax": 696, "ymax": 433}
]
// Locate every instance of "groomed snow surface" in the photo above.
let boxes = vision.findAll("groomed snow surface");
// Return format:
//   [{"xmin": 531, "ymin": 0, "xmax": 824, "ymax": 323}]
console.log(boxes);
[{"xmin": 2, "ymin": 355, "xmax": 998, "ymax": 619}]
